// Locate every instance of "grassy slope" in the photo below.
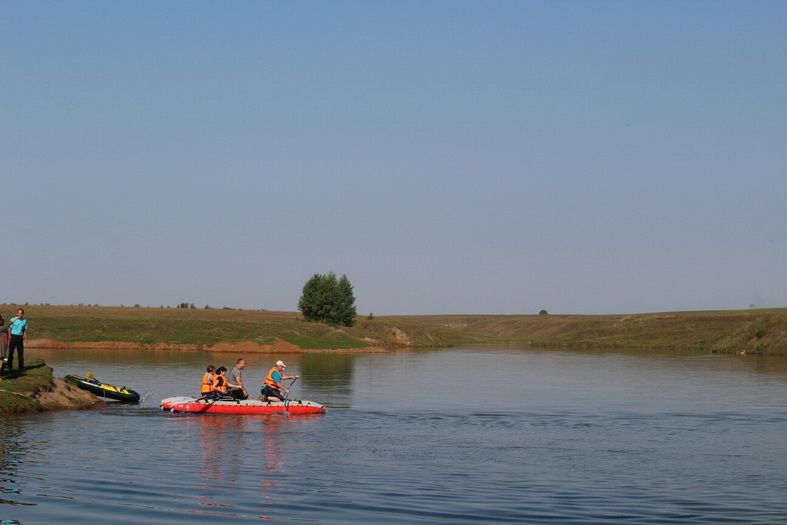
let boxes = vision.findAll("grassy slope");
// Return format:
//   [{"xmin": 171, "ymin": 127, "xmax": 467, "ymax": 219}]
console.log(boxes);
[
  {"xmin": 6, "ymin": 304, "xmax": 787, "ymax": 354},
  {"xmin": 0, "ymin": 360, "xmax": 54, "ymax": 414}
]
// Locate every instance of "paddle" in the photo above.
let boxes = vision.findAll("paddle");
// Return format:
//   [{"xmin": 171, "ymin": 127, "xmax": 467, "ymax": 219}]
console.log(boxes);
[{"xmin": 284, "ymin": 377, "xmax": 299, "ymax": 402}]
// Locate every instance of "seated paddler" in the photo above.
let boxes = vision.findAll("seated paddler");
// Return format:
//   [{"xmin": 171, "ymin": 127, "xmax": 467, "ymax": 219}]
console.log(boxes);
[{"xmin": 261, "ymin": 360, "xmax": 298, "ymax": 401}]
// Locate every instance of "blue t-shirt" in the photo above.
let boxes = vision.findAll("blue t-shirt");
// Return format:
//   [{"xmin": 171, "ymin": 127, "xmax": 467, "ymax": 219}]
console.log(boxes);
[
  {"xmin": 271, "ymin": 370, "xmax": 282, "ymax": 383},
  {"xmin": 10, "ymin": 317, "xmax": 27, "ymax": 336}
]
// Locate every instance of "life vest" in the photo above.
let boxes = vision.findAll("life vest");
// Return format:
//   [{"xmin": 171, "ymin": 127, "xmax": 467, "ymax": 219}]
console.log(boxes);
[
  {"xmin": 201, "ymin": 373, "xmax": 213, "ymax": 394},
  {"xmin": 212, "ymin": 374, "xmax": 227, "ymax": 393},
  {"xmin": 263, "ymin": 366, "xmax": 280, "ymax": 387}
]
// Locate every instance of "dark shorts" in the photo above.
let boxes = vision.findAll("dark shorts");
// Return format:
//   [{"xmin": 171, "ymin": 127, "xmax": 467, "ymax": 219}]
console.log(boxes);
[{"xmin": 226, "ymin": 388, "xmax": 247, "ymax": 400}]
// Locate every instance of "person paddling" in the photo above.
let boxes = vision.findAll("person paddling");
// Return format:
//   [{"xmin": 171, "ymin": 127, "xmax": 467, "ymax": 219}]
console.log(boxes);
[{"xmin": 261, "ymin": 360, "xmax": 298, "ymax": 401}]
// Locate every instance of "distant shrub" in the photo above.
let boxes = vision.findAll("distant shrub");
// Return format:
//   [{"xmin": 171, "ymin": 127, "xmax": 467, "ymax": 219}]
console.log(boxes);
[
  {"xmin": 539, "ymin": 309, "xmax": 548, "ymax": 316},
  {"xmin": 367, "ymin": 312, "xmax": 375, "ymax": 320},
  {"xmin": 298, "ymin": 272, "xmax": 357, "ymax": 327}
]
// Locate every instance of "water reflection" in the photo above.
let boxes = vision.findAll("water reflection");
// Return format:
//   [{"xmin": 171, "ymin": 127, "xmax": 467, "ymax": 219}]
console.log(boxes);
[
  {"xmin": 196, "ymin": 416, "xmax": 246, "ymax": 483},
  {"xmin": 4, "ymin": 347, "xmax": 787, "ymax": 524},
  {"xmin": 531, "ymin": 346, "xmax": 787, "ymax": 377},
  {"xmin": 257, "ymin": 415, "xmax": 285, "ymax": 521},
  {"xmin": 185, "ymin": 412, "xmax": 320, "ymax": 521},
  {"xmin": 0, "ymin": 418, "xmax": 33, "ymax": 514},
  {"xmin": 300, "ymin": 353, "xmax": 355, "ymax": 394},
  {"xmin": 747, "ymin": 355, "xmax": 787, "ymax": 377}
]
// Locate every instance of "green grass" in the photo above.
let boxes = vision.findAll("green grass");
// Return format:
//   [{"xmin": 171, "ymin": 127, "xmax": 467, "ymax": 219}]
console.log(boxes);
[
  {"xmin": 6, "ymin": 304, "xmax": 787, "ymax": 355},
  {"xmin": 0, "ymin": 359, "xmax": 53, "ymax": 414}
]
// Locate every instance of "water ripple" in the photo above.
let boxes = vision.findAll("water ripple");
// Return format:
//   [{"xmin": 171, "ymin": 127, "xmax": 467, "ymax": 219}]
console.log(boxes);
[{"xmin": 3, "ymin": 349, "xmax": 787, "ymax": 523}]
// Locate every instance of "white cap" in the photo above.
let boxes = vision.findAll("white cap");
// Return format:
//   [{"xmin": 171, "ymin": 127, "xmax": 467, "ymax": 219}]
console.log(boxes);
[{"xmin": 276, "ymin": 360, "xmax": 286, "ymax": 368}]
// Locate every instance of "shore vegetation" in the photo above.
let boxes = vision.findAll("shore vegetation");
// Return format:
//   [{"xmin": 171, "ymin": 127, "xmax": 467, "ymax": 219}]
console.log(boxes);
[
  {"xmin": 0, "ymin": 359, "xmax": 102, "ymax": 415},
  {"xmin": 3, "ymin": 304, "xmax": 787, "ymax": 355}
]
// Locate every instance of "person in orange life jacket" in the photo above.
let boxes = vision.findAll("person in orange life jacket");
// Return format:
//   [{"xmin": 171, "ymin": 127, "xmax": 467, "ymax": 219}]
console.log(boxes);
[
  {"xmin": 200, "ymin": 365, "xmax": 216, "ymax": 396},
  {"xmin": 211, "ymin": 367, "xmax": 229, "ymax": 399},
  {"xmin": 261, "ymin": 360, "xmax": 298, "ymax": 401}
]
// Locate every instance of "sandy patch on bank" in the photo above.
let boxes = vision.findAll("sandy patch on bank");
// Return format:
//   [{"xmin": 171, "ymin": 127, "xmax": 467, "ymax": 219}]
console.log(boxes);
[
  {"xmin": 210, "ymin": 337, "xmax": 305, "ymax": 354},
  {"xmin": 35, "ymin": 378, "xmax": 105, "ymax": 411}
]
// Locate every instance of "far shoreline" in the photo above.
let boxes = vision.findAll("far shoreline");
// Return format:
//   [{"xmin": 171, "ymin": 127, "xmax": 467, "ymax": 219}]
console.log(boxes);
[
  {"xmin": 26, "ymin": 338, "xmax": 391, "ymax": 354},
  {"xmin": 6, "ymin": 304, "xmax": 787, "ymax": 355}
]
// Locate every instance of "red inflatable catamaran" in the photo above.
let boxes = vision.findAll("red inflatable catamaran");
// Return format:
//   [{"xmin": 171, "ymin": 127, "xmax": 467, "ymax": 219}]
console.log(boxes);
[{"xmin": 160, "ymin": 396, "xmax": 326, "ymax": 415}]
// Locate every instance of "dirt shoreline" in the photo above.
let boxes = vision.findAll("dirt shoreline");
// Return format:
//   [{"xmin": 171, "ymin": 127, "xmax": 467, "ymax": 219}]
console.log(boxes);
[
  {"xmin": 36, "ymin": 377, "xmax": 106, "ymax": 412},
  {"xmin": 27, "ymin": 338, "xmax": 390, "ymax": 353},
  {"xmin": 0, "ymin": 360, "xmax": 105, "ymax": 415}
]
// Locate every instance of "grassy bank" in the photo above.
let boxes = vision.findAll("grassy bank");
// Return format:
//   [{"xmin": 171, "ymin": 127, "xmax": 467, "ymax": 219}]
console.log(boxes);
[
  {"xmin": 0, "ymin": 359, "xmax": 102, "ymax": 415},
  {"xmin": 5, "ymin": 304, "xmax": 787, "ymax": 355}
]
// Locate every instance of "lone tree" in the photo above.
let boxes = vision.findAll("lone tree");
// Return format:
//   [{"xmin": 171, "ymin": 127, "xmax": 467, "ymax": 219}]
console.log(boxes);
[{"xmin": 298, "ymin": 272, "xmax": 357, "ymax": 327}]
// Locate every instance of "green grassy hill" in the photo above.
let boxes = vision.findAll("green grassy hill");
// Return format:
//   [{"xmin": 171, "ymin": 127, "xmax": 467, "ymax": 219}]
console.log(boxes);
[{"xmin": 5, "ymin": 304, "xmax": 787, "ymax": 354}]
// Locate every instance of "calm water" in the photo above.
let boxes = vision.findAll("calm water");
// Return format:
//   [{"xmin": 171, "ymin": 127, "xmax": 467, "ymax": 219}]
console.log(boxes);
[{"xmin": 2, "ymin": 347, "xmax": 787, "ymax": 524}]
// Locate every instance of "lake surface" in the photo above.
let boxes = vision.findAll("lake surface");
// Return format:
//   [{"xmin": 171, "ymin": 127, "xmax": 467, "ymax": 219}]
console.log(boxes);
[{"xmin": 2, "ymin": 347, "xmax": 787, "ymax": 524}]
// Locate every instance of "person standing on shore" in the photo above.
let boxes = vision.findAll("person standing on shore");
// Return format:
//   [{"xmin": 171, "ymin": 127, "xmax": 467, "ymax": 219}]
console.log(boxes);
[
  {"xmin": 0, "ymin": 315, "xmax": 8, "ymax": 375},
  {"xmin": 226, "ymin": 358, "xmax": 248, "ymax": 400},
  {"xmin": 7, "ymin": 309, "xmax": 28, "ymax": 372}
]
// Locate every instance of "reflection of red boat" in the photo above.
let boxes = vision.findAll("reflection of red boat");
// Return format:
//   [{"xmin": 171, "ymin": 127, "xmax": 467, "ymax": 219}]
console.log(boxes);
[{"xmin": 160, "ymin": 396, "xmax": 326, "ymax": 415}]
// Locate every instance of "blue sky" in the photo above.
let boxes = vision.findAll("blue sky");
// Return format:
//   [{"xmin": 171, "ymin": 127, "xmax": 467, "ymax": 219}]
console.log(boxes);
[{"xmin": 1, "ymin": 1, "xmax": 785, "ymax": 314}]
